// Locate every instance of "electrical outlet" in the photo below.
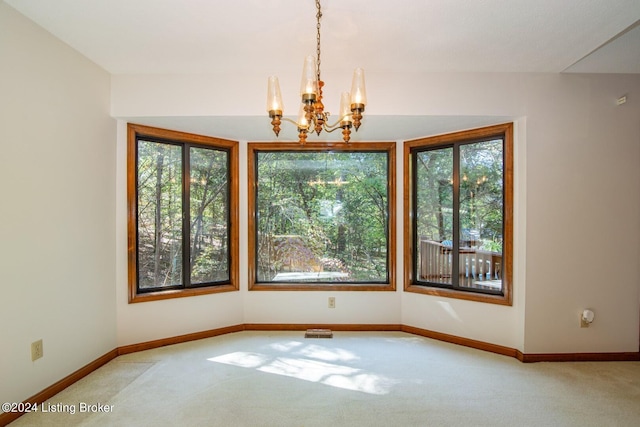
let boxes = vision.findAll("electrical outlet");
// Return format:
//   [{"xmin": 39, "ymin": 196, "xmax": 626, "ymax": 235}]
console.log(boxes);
[
  {"xmin": 328, "ymin": 297, "xmax": 336, "ymax": 308},
  {"xmin": 580, "ymin": 309, "xmax": 595, "ymax": 328},
  {"xmin": 580, "ymin": 317, "xmax": 590, "ymax": 328},
  {"xmin": 31, "ymin": 339, "xmax": 43, "ymax": 361}
]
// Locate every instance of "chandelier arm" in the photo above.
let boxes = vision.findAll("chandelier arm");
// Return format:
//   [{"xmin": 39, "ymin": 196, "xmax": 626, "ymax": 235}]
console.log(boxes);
[
  {"xmin": 281, "ymin": 114, "xmax": 350, "ymax": 134},
  {"xmin": 280, "ymin": 117, "xmax": 311, "ymax": 129},
  {"xmin": 323, "ymin": 113, "xmax": 354, "ymax": 130},
  {"xmin": 280, "ymin": 110, "xmax": 353, "ymax": 135},
  {"xmin": 281, "ymin": 117, "xmax": 302, "ymax": 127},
  {"xmin": 322, "ymin": 126, "xmax": 349, "ymax": 134},
  {"xmin": 318, "ymin": 124, "xmax": 351, "ymax": 143}
]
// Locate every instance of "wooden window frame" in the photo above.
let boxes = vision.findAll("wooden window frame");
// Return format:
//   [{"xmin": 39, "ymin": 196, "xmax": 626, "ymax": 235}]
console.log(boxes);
[
  {"xmin": 127, "ymin": 124, "xmax": 239, "ymax": 303},
  {"xmin": 404, "ymin": 123, "xmax": 513, "ymax": 305},
  {"xmin": 247, "ymin": 142, "xmax": 396, "ymax": 292}
]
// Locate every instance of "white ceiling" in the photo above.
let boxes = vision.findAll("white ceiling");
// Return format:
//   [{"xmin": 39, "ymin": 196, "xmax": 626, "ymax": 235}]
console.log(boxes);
[
  {"xmin": 4, "ymin": 0, "xmax": 640, "ymax": 140},
  {"xmin": 5, "ymin": 0, "xmax": 640, "ymax": 75}
]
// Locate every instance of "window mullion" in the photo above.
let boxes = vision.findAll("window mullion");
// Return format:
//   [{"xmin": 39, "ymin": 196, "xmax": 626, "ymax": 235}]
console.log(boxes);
[
  {"xmin": 452, "ymin": 143, "xmax": 460, "ymax": 289},
  {"xmin": 411, "ymin": 150, "xmax": 419, "ymax": 283},
  {"xmin": 183, "ymin": 144, "xmax": 191, "ymax": 288}
]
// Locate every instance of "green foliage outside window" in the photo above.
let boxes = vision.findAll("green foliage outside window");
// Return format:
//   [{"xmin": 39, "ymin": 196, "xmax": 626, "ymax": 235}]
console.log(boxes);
[
  {"xmin": 136, "ymin": 140, "xmax": 230, "ymax": 291},
  {"xmin": 256, "ymin": 151, "xmax": 389, "ymax": 283}
]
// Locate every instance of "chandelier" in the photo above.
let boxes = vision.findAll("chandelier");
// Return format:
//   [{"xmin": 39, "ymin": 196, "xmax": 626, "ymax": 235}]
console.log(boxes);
[{"xmin": 266, "ymin": 0, "xmax": 367, "ymax": 143}]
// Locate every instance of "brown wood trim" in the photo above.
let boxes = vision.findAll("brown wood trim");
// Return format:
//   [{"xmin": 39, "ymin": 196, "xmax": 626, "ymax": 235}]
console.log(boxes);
[
  {"xmin": 248, "ymin": 284, "xmax": 395, "ymax": 292},
  {"xmin": 126, "ymin": 123, "xmax": 240, "ymax": 304},
  {"xmin": 244, "ymin": 323, "xmax": 403, "ymax": 331},
  {"xmin": 117, "ymin": 324, "xmax": 245, "ymax": 355},
  {"xmin": 516, "ymin": 351, "xmax": 640, "ymax": 363},
  {"xmin": 126, "ymin": 123, "xmax": 138, "ymax": 303},
  {"xmin": 402, "ymin": 139, "xmax": 413, "ymax": 295},
  {"xmin": 228, "ymin": 140, "xmax": 240, "ymax": 293},
  {"xmin": 502, "ymin": 123, "xmax": 514, "ymax": 306},
  {"xmin": 403, "ymin": 123, "xmax": 513, "ymax": 306},
  {"xmin": 247, "ymin": 141, "xmax": 396, "ymax": 292},
  {"xmin": 0, "ymin": 349, "xmax": 118, "ymax": 426},
  {"xmin": 386, "ymin": 143, "xmax": 397, "ymax": 292},
  {"xmin": 129, "ymin": 284, "xmax": 238, "ymax": 304},
  {"xmin": 405, "ymin": 123, "xmax": 513, "ymax": 147},
  {"xmin": 246, "ymin": 140, "xmax": 258, "ymax": 289},
  {"xmin": 401, "ymin": 325, "xmax": 518, "ymax": 357},
  {"xmin": 404, "ymin": 284, "xmax": 513, "ymax": 305}
]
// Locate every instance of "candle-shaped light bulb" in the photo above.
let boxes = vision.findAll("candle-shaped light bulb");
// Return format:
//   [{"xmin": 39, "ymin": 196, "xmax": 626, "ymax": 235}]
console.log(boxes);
[
  {"xmin": 266, "ymin": 76, "xmax": 283, "ymax": 114},
  {"xmin": 297, "ymin": 104, "xmax": 309, "ymax": 129},
  {"xmin": 339, "ymin": 92, "xmax": 352, "ymax": 124},
  {"xmin": 300, "ymin": 55, "xmax": 318, "ymax": 98},
  {"xmin": 350, "ymin": 68, "xmax": 367, "ymax": 106}
]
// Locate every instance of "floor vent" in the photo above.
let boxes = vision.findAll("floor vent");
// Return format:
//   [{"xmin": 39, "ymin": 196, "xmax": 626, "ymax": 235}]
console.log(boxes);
[{"xmin": 305, "ymin": 328, "xmax": 333, "ymax": 338}]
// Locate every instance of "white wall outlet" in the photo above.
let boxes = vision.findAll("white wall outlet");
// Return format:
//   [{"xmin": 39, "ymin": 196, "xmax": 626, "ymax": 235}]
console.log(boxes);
[
  {"xmin": 31, "ymin": 339, "xmax": 43, "ymax": 361},
  {"xmin": 328, "ymin": 297, "xmax": 336, "ymax": 308},
  {"xmin": 580, "ymin": 309, "xmax": 595, "ymax": 328},
  {"xmin": 580, "ymin": 316, "xmax": 590, "ymax": 328}
]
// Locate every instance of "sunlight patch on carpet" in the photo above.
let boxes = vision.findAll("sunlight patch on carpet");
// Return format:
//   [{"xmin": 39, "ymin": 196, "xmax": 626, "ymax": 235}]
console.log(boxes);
[
  {"xmin": 268, "ymin": 341, "xmax": 304, "ymax": 352},
  {"xmin": 297, "ymin": 344, "xmax": 360, "ymax": 362},
  {"xmin": 208, "ymin": 350, "xmax": 392, "ymax": 395},
  {"xmin": 209, "ymin": 351, "xmax": 270, "ymax": 368}
]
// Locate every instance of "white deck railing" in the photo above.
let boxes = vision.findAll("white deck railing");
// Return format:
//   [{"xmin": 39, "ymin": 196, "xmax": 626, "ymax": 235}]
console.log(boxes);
[{"xmin": 419, "ymin": 239, "xmax": 501, "ymax": 288}]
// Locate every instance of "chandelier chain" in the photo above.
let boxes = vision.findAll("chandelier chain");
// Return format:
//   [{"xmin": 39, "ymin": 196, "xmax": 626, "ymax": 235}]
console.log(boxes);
[{"xmin": 316, "ymin": 0, "xmax": 322, "ymax": 83}]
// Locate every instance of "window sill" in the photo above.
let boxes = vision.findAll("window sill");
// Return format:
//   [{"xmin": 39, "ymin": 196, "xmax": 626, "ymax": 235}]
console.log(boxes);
[
  {"xmin": 404, "ymin": 283, "xmax": 512, "ymax": 306},
  {"xmin": 129, "ymin": 283, "xmax": 238, "ymax": 304},
  {"xmin": 249, "ymin": 283, "xmax": 395, "ymax": 292}
]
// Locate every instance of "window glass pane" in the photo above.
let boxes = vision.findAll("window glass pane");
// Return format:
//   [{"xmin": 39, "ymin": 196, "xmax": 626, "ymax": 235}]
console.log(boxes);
[
  {"xmin": 137, "ymin": 140, "xmax": 183, "ymax": 289},
  {"xmin": 189, "ymin": 147, "xmax": 230, "ymax": 284},
  {"xmin": 256, "ymin": 151, "xmax": 389, "ymax": 283},
  {"xmin": 415, "ymin": 148, "xmax": 453, "ymax": 285},
  {"xmin": 458, "ymin": 139, "xmax": 503, "ymax": 291}
]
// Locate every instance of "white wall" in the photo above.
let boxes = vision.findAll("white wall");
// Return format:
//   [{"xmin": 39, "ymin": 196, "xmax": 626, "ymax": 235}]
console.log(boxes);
[
  {"xmin": 0, "ymin": 2, "xmax": 116, "ymax": 408},
  {"xmin": 113, "ymin": 71, "xmax": 640, "ymax": 354},
  {"xmin": 522, "ymin": 74, "xmax": 640, "ymax": 353}
]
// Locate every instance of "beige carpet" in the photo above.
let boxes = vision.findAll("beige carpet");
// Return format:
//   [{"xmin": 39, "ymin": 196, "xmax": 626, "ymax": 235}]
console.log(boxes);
[{"xmin": 10, "ymin": 331, "xmax": 640, "ymax": 426}]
